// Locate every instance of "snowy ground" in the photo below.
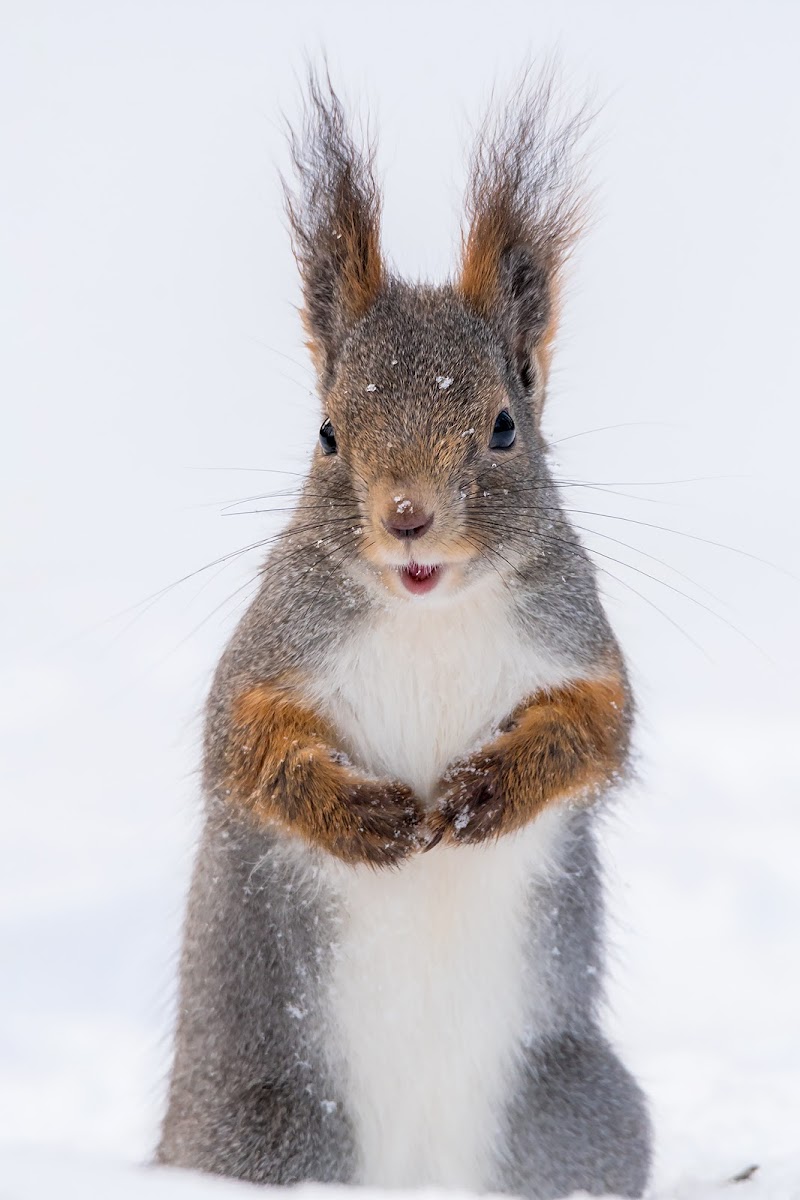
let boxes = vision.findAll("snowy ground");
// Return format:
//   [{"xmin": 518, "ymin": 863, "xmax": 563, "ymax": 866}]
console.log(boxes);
[
  {"xmin": 4, "ymin": 1156, "xmax": 800, "ymax": 1200},
  {"xmin": 2, "ymin": 2, "xmax": 799, "ymax": 1198}
]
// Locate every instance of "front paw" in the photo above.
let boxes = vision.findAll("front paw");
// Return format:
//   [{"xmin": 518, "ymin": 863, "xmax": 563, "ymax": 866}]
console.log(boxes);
[
  {"xmin": 332, "ymin": 779, "xmax": 424, "ymax": 867},
  {"xmin": 426, "ymin": 753, "xmax": 506, "ymax": 848}
]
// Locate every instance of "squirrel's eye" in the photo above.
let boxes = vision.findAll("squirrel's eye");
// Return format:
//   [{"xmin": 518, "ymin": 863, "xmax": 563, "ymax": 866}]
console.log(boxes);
[
  {"xmin": 319, "ymin": 419, "xmax": 337, "ymax": 455},
  {"xmin": 489, "ymin": 409, "xmax": 516, "ymax": 450}
]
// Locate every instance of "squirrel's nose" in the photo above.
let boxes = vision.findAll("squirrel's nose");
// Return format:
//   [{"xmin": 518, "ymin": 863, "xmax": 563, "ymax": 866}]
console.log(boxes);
[{"xmin": 382, "ymin": 507, "xmax": 434, "ymax": 541}]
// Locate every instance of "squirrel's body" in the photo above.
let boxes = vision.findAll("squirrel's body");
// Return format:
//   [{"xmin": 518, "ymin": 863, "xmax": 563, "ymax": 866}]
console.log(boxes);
[{"xmin": 157, "ymin": 78, "xmax": 652, "ymax": 1198}]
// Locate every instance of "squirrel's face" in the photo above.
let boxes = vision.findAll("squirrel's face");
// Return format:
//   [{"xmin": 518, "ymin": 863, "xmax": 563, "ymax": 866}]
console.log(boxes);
[
  {"xmin": 286, "ymin": 75, "xmax": 582, "ymax": 603},
  {"xmin": 311, "ymin": 288, "xmax": 550, "ymax": 603}
]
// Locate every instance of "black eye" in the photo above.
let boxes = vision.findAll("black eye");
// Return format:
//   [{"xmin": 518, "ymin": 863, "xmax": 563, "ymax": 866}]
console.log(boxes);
[
  {"xmin": 319, "ymin": 419, "xmax": 337, "ymax": 455},
  {"xmin": 489, "ymin": 409, "xmax": 516, "ymax": 450}
]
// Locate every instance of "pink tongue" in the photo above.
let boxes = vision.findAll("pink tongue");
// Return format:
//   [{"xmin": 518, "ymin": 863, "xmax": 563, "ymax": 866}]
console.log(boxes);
[{"xmin": 406, "ymin": 563, "xmax": 434, "ymax": 581}]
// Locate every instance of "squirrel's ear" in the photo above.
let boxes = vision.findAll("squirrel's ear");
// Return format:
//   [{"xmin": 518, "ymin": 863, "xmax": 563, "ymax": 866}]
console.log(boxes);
[
  {"xmin": 457, "ymin": 73, "xmax": 587, "ymax": 391},
  {"xmin": 284, "ymin": 73, "xmax": 385, "ymax": 383}
]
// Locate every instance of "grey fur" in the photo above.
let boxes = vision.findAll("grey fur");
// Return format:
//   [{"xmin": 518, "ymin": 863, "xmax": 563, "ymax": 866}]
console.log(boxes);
[
  {"xmin": 157, "ymin": 804, "xmax": 357, "ymax": 1184},
  {"xmin": 156, "ymin": 73, "xmax": 652, "ymax": 1197},
  {"xmin": 491, "ymin": 813, "xmax": 651, "ymax": 1198}
]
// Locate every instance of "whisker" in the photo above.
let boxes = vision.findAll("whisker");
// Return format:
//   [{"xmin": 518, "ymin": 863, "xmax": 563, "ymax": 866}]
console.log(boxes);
[
  {"xmin": 484, "ymin": 475, "xmax": 749, "ymax": 512},
  {"xmin": 570, "ymin": 523, "xmax": 728, "ymax": 607},
  {"xmin": 580, "ymin": 542, "xmax": 766, "ymax": 659},
  {"xmin": 569, "ymin": 474, "xmax": 749, "ymax": 488},
  {"xmin": 480, "ymin": 491, "xmax": 797, "ymax": 581},
  {"xmin": 464, "ymin": 533, "xmax": 518, "ymax": 598},
  {"xmin": 247, "ymin": 336, "xmax": 316, "ymax": 381},
  {"xmin": 144, "ymin": 576, "xmax": 261, "ymax": 671},
  {"xmin": 185, "ymin": 466, "xmax": 309, "ymax": 477},
  {"xmin": 548, "ymin": 421, "xmax": 680, "ymax": 447},
  {"xmin": 510, "ymin": 523, "xmax": 711, "ymax": 659},
  {"xmin": 308, "ymin": 537, "xmax": 363, "ymax": 605},
  {"xmin": 473, "ymin": 504, "xmax": 727, "ymax": 606},
  {"xmin": 95, "ymin": 501, "xmax": 363, "ymax": 638},
  {"xmin": 467, "ymin": 513, "xmax": 765, "ymax": 658},
  {"xmin": 100, "ymin": 537, "xmax": 276, "ymax": 635},
  {"xmin": 593, "ymin": 563, "xmax": 712, "ymax": 660},
  {"xmin": 561, "ymin": 507, "xmax": 798, "ymax": 581},
  {"xmin": 218, "ymin": 489, "xmax": 308, "ymax": 510},
  {"xmin": 220, "ymin": 500, "xmax": 359, "ymax": 517}
]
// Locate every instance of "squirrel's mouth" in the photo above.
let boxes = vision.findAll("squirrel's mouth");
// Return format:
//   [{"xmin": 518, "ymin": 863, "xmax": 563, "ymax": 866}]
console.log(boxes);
[{"xmin": 397, "ymin": 562, "xmax": 442, "ymax": 596}]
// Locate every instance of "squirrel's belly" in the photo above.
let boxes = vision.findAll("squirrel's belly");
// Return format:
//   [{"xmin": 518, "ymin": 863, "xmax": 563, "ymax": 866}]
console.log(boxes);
[
  {"xmin": 310, "ymin": 580, "xmax": 577, "ymax": 1185},
  {"xmin": 322, "ymin": 812, "xmax": 567, "ymax": 1189}
]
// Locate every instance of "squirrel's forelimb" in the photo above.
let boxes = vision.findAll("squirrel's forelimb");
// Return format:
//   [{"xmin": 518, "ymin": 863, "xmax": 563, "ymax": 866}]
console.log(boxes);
[
  {"xmin": 220, "ymin": 671, "xmax": 629, "ymax": 862},
  {"xmin": 427, "ymin": 673, "xmax": 630, "ymax": 847},
  {"xmin": 221, "ymin": 681, "xmax": 423, "ymax": 867}
]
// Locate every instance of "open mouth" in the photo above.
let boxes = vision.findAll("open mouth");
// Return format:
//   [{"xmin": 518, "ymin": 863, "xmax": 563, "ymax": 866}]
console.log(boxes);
[{"xmin": 398, "ymin": 562, "xmax": 442, "ymax": 596}]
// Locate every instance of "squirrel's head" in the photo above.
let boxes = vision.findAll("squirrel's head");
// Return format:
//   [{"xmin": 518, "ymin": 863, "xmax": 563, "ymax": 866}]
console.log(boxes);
[{"xmin": 285, "ymin": 72, "xmax": 586, "ymax": 602}]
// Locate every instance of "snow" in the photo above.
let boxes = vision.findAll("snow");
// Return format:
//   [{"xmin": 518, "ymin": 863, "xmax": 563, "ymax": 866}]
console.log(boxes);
[
  {"xmin": 2, "ymin": 2, "xmax": 799, "ymax": 1199},
  {"xmin": 0, "ymin": 1151, "xmax": 261, "ymax": 1197},
  {"xmin": 3, "ymin": 1153, "xmax": 800, "ymax": 1200}
]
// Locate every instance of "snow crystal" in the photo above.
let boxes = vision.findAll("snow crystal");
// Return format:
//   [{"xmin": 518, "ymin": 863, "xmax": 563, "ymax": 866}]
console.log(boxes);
[
  {"xmin": 365, "ymin": 383, "xmax": 377, "ymax": 392},
  {"xmin": 436, "ymin": 375, "xmax": 453, "ymax": 390}
]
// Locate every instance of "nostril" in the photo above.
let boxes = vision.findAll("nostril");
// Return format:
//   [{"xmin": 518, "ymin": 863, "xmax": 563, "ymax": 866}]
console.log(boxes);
[{"xmin": 383, "ymin": 512, "xmax": 434, "ymax": 541}]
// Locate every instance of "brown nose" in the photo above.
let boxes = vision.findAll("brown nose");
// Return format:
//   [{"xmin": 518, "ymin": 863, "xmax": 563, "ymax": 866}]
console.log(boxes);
[{"xmin": 383, "ymin": 508, "xmax": 434, "ymax": 541}]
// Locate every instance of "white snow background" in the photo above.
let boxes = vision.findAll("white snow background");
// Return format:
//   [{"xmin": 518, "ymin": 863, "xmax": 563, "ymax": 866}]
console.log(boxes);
[{"xmin": 1, "ymin": 1, "xmax": 799, "ymax": 1197}]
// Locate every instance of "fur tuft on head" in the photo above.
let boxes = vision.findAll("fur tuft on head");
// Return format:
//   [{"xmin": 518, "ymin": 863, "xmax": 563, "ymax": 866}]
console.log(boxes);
[
  {"xmin": 284, "ymin": 70, "xmax": 385, "ymax": 382},
  {"xmin": 457, "ymin": 70, "xmax": 589, "ymax": 385}
]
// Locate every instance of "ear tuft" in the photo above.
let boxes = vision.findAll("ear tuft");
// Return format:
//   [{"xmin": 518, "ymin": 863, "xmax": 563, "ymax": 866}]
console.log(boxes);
[
  {"xmin": 284, "ymin": 70, "xmax": 385, "ymax": 381},
  {"xmin": 458, "ymin": 70, "xmax": 589, "ymax": 388}
]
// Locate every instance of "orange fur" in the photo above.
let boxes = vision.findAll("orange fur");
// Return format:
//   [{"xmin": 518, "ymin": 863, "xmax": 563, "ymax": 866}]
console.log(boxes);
[
  {"xmin": 458, "ymin": 209, "xmax": 517, "ymax": 320},
  {"xmin": 223, "ymin": 680, "xmax": 421, "ymax": 866},
  {"xmin": 456, "ymin": 74, "xmax": 588, "ymax": 371},
  {"xmin": 427, "ymin": 673, "xmax": 630, "ymax": 846},
  {"xmin": 334, "ymin": 195, "xmax": 384, "ymax": 321}
]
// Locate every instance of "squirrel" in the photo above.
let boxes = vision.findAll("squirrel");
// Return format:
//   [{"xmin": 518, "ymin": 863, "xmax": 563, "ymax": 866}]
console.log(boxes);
[{"xmin": 156, "ymin": 71, "xmax": 652, "ymax": 1199}]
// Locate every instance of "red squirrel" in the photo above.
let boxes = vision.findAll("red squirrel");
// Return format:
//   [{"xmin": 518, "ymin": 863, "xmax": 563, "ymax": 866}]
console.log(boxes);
[{"xmin": 157, "ymin": 71, "xmax": 651, "ymax": 1198}]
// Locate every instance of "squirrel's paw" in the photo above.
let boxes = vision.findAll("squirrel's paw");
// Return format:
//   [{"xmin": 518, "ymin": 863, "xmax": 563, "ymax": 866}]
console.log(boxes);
[
  {"xmin": 426, "ymin": 753, "xmax": 507, "ymax": 848},
  {"xmin": 330, "ymin": 779, "xmax": 424, "ymax": 867}
]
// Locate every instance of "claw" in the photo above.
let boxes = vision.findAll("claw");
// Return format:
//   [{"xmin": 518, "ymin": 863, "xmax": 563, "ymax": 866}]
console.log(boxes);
[{"xmin": 422, "ymin": 825, "xmax": 445, "ymax": 853}]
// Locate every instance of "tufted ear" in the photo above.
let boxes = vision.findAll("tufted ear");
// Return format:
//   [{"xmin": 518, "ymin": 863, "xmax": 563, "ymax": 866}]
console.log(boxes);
[
  {"xmin": 457, "ymin": 73, "xmax": 588, "ymax": 392},
  {"xmin": 284, "ymin": 72, "xmax": 385, "ymax": 384}
]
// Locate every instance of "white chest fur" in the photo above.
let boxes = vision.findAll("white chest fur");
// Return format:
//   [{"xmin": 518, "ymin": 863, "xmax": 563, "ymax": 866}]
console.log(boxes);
[
  {"xmin": 312, "ymin": 578, "xmax": 575, "ymax": 1189},
  {"xmin": 315, "ymin": 575, "xmax": 574, "ymax": 802}
]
